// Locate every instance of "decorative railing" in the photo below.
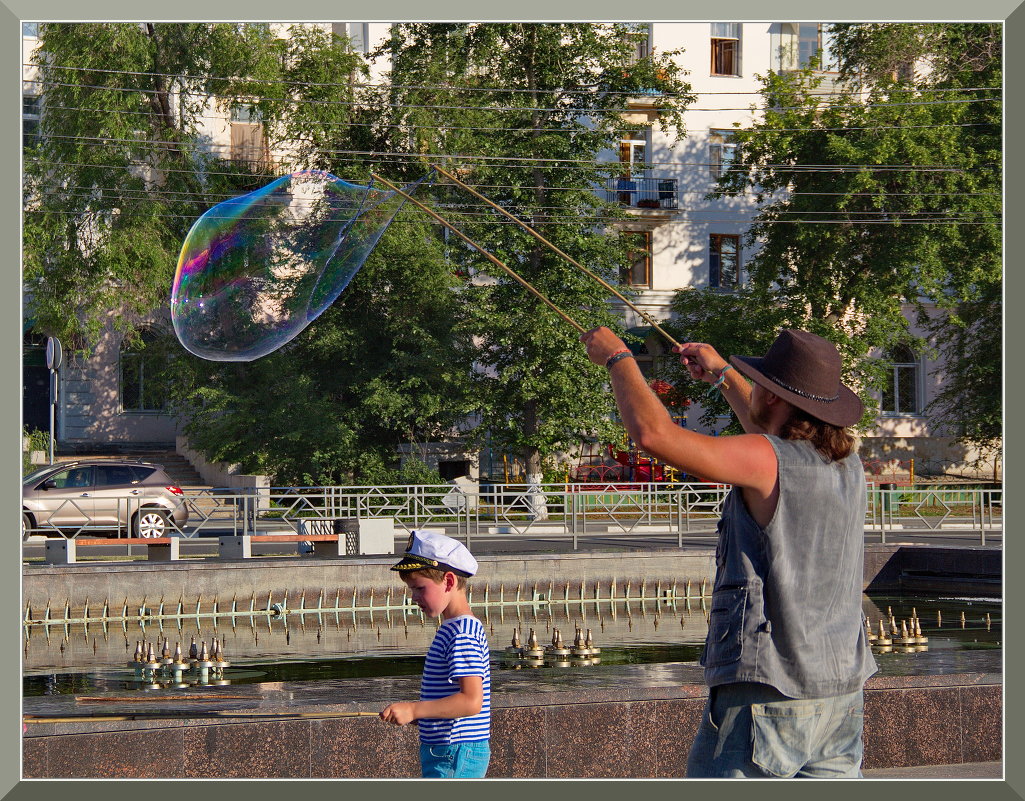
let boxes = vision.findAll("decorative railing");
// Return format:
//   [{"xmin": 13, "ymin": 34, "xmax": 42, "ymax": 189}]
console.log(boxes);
[
  {"xmin": 24, "ymin": 482, "xmax": 1001, "ymax": 547},
  {"xmin": 604, "ymin": 176, "xmax": 678, "ymax": 209}
]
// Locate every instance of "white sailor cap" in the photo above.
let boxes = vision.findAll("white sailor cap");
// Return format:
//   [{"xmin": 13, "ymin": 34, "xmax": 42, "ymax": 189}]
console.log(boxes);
[{"xmin": 390, "ymin": 529, "xmax": 478, "ymax": 578}]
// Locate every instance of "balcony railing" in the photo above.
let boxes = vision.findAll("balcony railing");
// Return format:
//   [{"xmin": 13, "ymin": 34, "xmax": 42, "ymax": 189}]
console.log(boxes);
[{"xmin": 606, "ymin": 176, "xmax": 678, "ymax": 210}]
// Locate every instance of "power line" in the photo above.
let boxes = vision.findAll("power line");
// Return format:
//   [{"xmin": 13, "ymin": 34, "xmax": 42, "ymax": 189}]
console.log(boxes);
[
  {"xmin": 23, "ymin": 61, "xmax": 1004, "ymax": 99},
  {"xmin": 23, "ymin": 76, "xmax": 1002, "ymax": 115},
  {"xmin": 32, "ymin": 99, "xmax": 1001, "ymax": 137},
  {"xmin": 25, "ymin": 186, "xmax": 1000, "ymax": 225},
  {"xmin": 22, "ymin": 204, "xmax": 999, "ymax": 227},
  {"xmin": 27, "ymin": 136, "xmax": 998, "ymax": 172},
  {"xmin": 22, "ymin": 173, "xmax": 999, "ymax": 203}
]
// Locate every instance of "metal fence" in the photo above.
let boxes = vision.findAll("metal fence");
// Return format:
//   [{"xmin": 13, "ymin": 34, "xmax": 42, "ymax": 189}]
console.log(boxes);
[{"xmin": 25, "ymin": 482, "xmax": 1001, "ymax": 547}]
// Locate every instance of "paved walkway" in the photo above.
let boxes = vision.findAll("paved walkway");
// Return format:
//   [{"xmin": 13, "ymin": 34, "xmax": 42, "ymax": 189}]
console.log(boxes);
[{"xmin": 863, "ymin": 761, "xmax": 1001, "ymax": 779}]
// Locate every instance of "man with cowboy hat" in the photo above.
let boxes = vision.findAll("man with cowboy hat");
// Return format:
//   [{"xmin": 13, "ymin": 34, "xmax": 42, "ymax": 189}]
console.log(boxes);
[{"xmin": 581, "ymin": 327, "xmax": 877, "ymax": 778}]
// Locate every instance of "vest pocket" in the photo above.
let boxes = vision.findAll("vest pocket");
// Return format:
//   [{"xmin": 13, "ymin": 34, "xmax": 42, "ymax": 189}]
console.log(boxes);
[{"xmin": 701, "ymin": 585, "xmax": 747, "ymax": 667}]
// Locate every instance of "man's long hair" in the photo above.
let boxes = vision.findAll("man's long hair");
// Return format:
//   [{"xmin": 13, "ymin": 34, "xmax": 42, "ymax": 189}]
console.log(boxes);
[{"xmin": 778, "ymin": 406, "xmax": 858, "ymax": 462}]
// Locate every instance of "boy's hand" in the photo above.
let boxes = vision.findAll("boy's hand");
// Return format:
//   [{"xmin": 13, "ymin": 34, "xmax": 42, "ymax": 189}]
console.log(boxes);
[{"xmin": 380, "ymin": 702, "xmax": 416, "ymax": 726}]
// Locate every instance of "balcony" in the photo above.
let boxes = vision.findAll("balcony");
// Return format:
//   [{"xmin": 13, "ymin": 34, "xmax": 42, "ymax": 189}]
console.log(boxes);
[{"xmin": 605, "ymin": 176, "xmax": 678, "ymax": 215}]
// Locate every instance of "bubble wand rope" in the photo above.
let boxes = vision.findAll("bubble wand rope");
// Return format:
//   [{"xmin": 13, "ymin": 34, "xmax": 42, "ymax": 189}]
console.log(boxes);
[
  {"xmin": 370, "ymin": 172, "xmax": 586, "ymax": 335},
  {"xmin": 432, "ymin": 164, "xmax": 680, "ymax": 349}
]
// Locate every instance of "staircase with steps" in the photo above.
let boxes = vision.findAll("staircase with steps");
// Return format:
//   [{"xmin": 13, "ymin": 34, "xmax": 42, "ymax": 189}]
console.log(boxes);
[{"xmin": 55, "ymin": 450, "xmax": 210, "ymax": 490}]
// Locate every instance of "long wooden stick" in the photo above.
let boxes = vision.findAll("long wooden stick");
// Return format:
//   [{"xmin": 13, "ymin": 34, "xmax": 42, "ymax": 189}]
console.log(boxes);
[
  {"xmin": 370, "ymin": 172, "xmax": 586, "ymax": 335},
  {"xmin": 25, "ymin": 710, "xmax": 381, "ymax": 724},
  {"xmin": 75, "ymin": 695, "xmax": 251, "ymax": 703},
  {"xmin": 433, "ymin": 164, "xmax": 681, "ymax": 349}
]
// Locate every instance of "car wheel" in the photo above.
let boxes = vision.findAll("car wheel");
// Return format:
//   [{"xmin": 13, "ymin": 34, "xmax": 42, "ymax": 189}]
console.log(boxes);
[
  {"xmin": 133, "ymin": 509, "xmax": 168, "ymax": 538},
  {"xmin": 22, "ymin": 512, "xmax": 33, "ymax": 541}
]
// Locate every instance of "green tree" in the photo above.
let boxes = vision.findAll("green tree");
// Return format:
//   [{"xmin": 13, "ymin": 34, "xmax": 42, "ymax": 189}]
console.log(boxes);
[
  {"xmin": 24, "ymin": 23, "xmax": 291, "ymax": 349},
  {"xmin": 679, "ymin": 23, "xmax": 1000, "ymax": 447},
  {"xmin": 23, "ymin": 23, "xmax": 474, "ymax": 484},
  {"xmin": 376, "ymin": 23, "xmax": 695, "ymax": 500},
  {"xmin": 831, "ymin": 23, "xmax": 1002, "ymax": 460}
]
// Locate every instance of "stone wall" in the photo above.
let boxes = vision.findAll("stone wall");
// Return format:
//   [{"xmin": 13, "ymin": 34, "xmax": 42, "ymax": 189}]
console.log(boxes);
[
  {"xmin": 22, "ymin": 545, "xmax": 999, "ymax": 614},
  {"xmin": 22, "ymin": 675, "xmax": 1001, "ymax": 778}
]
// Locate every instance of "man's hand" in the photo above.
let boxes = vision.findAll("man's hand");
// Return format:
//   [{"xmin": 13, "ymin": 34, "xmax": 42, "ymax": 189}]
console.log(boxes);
[
  {"xmin": 380, "ymin": 702, "xmax": 417, "ymax": 726},
  {"xmin": 674, "ymin": 342, "xmax": 729, "ymax": 384},
  {"xmin": 581, "ymin": 326, "xmax": 630, "ymax": 366}
]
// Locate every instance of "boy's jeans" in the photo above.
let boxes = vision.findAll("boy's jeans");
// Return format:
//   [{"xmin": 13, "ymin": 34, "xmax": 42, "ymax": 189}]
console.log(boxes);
[
  {"xmin": 687, "ymin": 682, "xmax": 865, "ymax": 778},
  {"xmin": 420, "ymin": 740, "xmax": 490, "ymax": 778}
]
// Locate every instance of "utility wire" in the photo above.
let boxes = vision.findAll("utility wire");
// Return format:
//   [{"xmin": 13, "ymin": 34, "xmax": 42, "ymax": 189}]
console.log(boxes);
[
  {"xmin": 24, "ymin": 62, "xmax": 1005, "ymax": 98},
  {"xmin": 25, "ymin": 185, "xmax": 1002, "ymax": 219},
  {"xmin": 22, "ymin": 207, "xmax": 999, "ymax": 226},
  {"xmin": 31, "ymin": 100, "xmax": 1001, "ymax": 136},
  {"xmin": 27, "ymin": 136, "xmax": 998, "ymax": 171},
  {"xmin": 22, "ymin": 180, "xmax": 1000, "ymax": 205},
  {"xmin": 23, "ymin": 76, "xmax": 1003, "ymax": 115}
]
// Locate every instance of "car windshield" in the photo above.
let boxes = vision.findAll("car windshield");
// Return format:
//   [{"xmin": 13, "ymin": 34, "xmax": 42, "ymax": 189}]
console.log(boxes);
[{"xmin": 23, "ymin": 465, "xmax": 59, "ymax": 485}]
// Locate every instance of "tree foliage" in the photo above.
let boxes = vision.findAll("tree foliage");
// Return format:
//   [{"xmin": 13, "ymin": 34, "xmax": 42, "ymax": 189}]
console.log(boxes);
[
  {"xmin": 24, "ymin": 23, "xmax": 474, "ymax": 484},
  {"xmin": 377, "ymin": 23, "xmax": 695, "ymax": 477},
  {"xmin": 672, "ymin": 23, "xmax": 1000, "ymax": 446}
]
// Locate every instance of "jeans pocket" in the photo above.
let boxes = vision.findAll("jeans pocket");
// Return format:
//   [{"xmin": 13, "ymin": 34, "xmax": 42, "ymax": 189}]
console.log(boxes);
[
  {"xmin": 453, "ymin": 741, "xmax": 490, "ymax": 778},
  {"xmin": 750, "ymin": 700, "xmax": 825, "ymax": 778},
  {"xmin": 421, "ymin": 744, "xmax": 456, "ymax": 778}
]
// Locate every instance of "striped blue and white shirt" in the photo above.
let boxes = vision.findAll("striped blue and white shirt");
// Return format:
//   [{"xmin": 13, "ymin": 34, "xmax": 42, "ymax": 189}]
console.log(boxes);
[{"xmin": 418, "ymin": 615, "xmax": 491, "ymax": 744}]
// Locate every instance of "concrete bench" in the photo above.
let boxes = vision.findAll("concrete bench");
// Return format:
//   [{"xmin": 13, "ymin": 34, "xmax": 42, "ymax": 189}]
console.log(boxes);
[
  {"xmin": 45, "ymin": 537, "xmax": 180, "ymax": 564},
  {"xmin": 218, "ymin": 533, "xmax": 342, "ymax": 559},
  {"xmin": 220, "ymin": 518, "xmax": 395, "ymax": 559}
]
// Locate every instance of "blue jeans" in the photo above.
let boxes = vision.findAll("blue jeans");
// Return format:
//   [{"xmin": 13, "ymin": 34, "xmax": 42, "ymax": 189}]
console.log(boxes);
[
  {"xmin": 420, "ymin": 740, "xmax": 490, "ymax": 778},
  {"xmin": 687, "ymin": 682, "xmax": 865, "ymax": 778}
]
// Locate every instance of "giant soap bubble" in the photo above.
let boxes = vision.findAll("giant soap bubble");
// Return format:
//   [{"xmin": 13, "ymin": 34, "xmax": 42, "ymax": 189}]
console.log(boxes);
[{"xmin": 171, "ymin": 170, "xmax": 425, "ymax": 361}]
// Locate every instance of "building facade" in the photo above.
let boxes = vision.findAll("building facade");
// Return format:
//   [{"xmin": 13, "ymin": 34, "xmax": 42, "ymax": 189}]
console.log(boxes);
[{"xmin": 21, "ymin": 22, "xmax": 998, "ymax": 477}]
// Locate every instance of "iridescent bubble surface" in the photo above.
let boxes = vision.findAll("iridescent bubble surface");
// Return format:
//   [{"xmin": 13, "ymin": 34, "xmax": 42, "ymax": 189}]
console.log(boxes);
[{"xmin": 171, "ymin": 170, "xmax": 421, "ymax": 361}]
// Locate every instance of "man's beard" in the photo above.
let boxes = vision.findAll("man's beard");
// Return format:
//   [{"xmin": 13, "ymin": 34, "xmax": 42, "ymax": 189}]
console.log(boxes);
[{"xmin": 749, "ymin": 392, "xmax": 771, "ymax": 430}]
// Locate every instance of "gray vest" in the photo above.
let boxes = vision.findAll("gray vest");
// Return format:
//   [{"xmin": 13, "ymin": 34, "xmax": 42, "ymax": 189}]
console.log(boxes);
[{"xmin": 700, "ymin": 436, "xmax": 877, "ymax": 698}]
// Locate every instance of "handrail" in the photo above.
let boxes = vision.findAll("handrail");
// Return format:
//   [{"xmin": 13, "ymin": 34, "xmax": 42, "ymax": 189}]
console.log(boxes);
[{"xmin": 24, "ymin": 482, "xmax": 1001, "ymax": 547}]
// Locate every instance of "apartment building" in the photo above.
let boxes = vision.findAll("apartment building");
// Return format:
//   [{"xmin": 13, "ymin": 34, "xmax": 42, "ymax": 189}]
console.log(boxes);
[
  {"xmin": 604, "ymin": 23, "xmax": 979, "ymax": 476},
  {"xmin": 21, "ymin": 22, "xmax": 994, "ymax": 476}
]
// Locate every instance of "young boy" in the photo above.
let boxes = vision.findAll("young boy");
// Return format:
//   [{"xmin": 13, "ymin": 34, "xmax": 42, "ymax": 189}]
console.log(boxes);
[{"xmin": 380, "ymin": 530, "xmax": 491, "ymax": 778}]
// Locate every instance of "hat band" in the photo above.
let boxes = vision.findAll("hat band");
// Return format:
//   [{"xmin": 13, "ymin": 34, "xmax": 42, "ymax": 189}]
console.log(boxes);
[{"xmin": 764, "ymin": 372, "xmax": 839, "ymax": 403}]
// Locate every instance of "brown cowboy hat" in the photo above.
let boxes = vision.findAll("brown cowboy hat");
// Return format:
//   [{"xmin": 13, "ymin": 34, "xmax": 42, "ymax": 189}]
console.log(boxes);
[{"xmin": 729, "ymin": 329, "xmax": 863, "ymax": 427}]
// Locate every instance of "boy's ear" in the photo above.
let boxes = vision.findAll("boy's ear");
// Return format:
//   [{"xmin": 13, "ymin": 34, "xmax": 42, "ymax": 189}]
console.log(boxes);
[{"xmin": 444, "ymin": 571, "xmax": 458, "ymax": 591}]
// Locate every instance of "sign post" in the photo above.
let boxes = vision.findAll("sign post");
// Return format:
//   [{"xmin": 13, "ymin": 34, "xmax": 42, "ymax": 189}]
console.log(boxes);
[{"xmin": 45, "ymin": 337, "xmax": 62, "ymax": 465}]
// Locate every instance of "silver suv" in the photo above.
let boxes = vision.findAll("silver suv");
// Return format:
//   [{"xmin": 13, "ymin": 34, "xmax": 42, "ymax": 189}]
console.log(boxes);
[{"xmin": 22, "ymin": 460, "xmax": 188, "ymax": 539}]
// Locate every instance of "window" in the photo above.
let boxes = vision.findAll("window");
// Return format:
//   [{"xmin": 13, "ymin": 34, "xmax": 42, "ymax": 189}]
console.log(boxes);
[
  {"xmin": 710, "ymin": 23, "xmax": 741, "ymax": 76},
  {"xmin": 772, "ymin": 23, "xmax": 837, "ymax": 72},
  {"xmin": 438, "ymin": 460, "xmax": 470, "ymax": 480},
  {"xmin": 230, "ymin": 104, "xmax": 268, "ymax": 166},
  {"xmin": 332, "ymin": 22, "xmax": 369, "ymax": 53},
  {"xmin": 619, "ymin": 131, "xmax": 647, "ymax": 176},
  {"xmin": 616, "ymin": 131, "xmax": 648, "ymax": 204},
  {"xmin": 96, "ymin": 465, "xmax": 152, "ymax": 486},
  {"xmin": 47, "ymin": 466, "xmax": 94, "ymax": 490},
  {"xmin": 23, "ymin": 94, "xmax": 40, "ymax": 149},
  {"xmin": 622, "ymin": 23, "xmax": 650, "ymax": 64},
  {"xmin": 798, "ymin": 24, "xmax": 836, "ymax": 70},
  {"xmin": 881, "ymin": 345, "xmax": 921, "ymax": 415},
  {"xmin": 709, "ymin": 234, "xmax": 740, "ymax": 288},
  {"xmin": 621, "ymin": 231, "xmax": 652, "ymax": 287},
  {"xmin": 120, "ymin": 331, "xmax": 170, "ymax": 413},
  {"xmin": 895, "ymin": 61, "xmax": 915, "ymax": 82},
  {"xmin": 709, "ymin": 129, "xmax": 737, "ymax": 179}
]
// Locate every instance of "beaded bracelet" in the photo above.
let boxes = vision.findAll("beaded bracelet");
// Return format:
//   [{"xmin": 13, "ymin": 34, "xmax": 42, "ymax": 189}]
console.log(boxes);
[{"xmin": 605, "ymin": 349, "xmax": 634, "ymax": 369}]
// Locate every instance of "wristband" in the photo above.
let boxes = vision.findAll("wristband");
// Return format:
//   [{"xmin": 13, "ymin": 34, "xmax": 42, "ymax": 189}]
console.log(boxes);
[
  {"xmin": 706, "ymin": 364, "xmax": 732, "ymax": 395},
  {"xmin": 605, "ymin": 349, "xmax": 634, "ymax": 369}
]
